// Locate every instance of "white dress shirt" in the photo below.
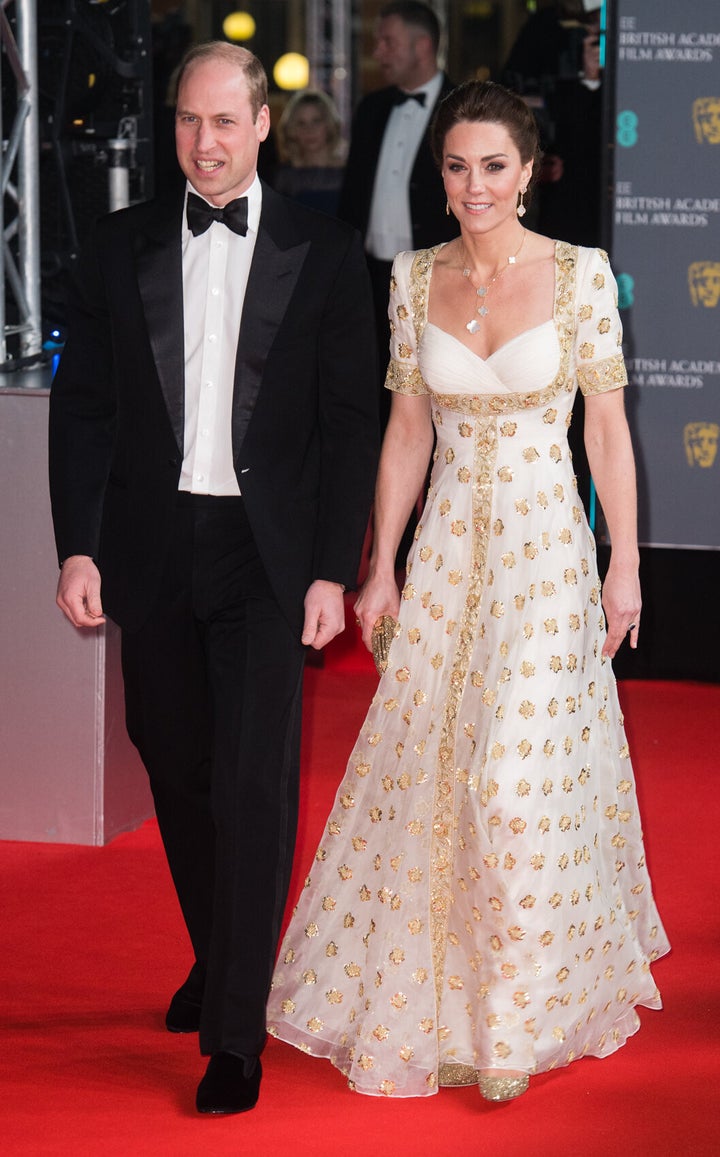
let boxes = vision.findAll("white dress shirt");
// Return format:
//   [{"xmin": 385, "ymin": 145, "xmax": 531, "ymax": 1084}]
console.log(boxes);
[
  {"xmin": 365, "ymin": 71, "xmax": 443, "ymax": 261},
  {"xmin": 179, "ymin": 174, "xmax": 262, "ymax": 495}
]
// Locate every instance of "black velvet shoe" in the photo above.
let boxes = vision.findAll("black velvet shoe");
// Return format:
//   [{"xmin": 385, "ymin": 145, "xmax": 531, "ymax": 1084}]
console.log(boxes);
[
  {"xmin": 165, "ymin": 964, "xmax": 204, "ymax": 1033},
  {"xmin": 196, "ymin": 1053, "xmax": 262, "ymax": 1115}
]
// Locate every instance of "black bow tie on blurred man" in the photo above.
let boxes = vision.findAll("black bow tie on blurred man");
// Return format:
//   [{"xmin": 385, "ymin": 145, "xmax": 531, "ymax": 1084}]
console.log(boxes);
[
  {"xmin": 390, "ymin": 88, "xmax": 426, "ymax": 107},
  {"xmin": 187, "ymin": 192, "xmax": 249, "ymax": 237}
]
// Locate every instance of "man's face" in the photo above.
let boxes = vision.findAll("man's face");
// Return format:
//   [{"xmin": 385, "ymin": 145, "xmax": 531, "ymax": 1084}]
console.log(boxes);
[
  {"xmin": 175, "ymin": 58, "xmax": 270, "ymax": 206},
  {"xmin": 373, "ymin": 15, "xmax": 425, "ymax": 90}
]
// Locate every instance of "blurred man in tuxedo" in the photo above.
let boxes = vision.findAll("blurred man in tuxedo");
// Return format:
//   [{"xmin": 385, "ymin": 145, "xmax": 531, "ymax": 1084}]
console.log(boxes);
[
  {"xmin": 339, "ymin": 1, "xmax": 458, "ymax": 425},
  {"xmin": 49, "ymin": 41, "xmax": 378, "ymax": 1117}
]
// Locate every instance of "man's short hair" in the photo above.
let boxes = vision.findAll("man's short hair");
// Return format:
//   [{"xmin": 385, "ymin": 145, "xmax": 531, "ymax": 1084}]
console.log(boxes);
[
  {"xmin": 379, "ymin": 2, "xmax": 441, "ymax": 53},
  {"xmin": 176, "ymin": 41, "xmax": 268, "ymax": 119}
]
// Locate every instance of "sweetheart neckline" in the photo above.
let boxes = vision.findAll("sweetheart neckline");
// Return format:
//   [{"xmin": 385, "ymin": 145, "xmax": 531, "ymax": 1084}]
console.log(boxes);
[{"xmin": 424, "ymin": 319, "xmax": 555, "ymax": 363}]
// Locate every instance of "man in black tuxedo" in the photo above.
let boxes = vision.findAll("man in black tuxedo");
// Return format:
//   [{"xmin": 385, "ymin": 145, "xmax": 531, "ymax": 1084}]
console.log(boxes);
[
  {"xmin": 338, "ymin": 1, "xmax": 458, "ymax": 425},
  {"xmin": 49, "ymin": 42, "xmax": 378, "ymax": 1116}
]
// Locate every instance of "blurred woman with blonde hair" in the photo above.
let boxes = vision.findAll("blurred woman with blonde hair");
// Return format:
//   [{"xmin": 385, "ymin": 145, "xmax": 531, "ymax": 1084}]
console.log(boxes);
[{"xmin": 274, "ymin": 89, "xmax": 346, "ymax": 215}]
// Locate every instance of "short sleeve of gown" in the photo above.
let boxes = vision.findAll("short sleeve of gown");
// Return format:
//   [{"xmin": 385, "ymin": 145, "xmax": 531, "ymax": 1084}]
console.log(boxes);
[
  {"xmin": 574, "ymin": 247, "xmax": 628, "ymax": 397},
  {"xmin": 384, "ymin": 250, "xmax": 430, "ymax": 396}
]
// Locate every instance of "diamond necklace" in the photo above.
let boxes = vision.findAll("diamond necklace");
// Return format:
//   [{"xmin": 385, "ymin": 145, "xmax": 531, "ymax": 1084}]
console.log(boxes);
[{"xmin": 462, "ymin": 231, "xmax": 526, "ymax": 334}]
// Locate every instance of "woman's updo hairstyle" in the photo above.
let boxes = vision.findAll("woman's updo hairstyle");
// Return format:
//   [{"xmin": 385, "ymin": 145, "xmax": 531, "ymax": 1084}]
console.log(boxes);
[{"xmin": 431, "ymin": 80, "xmax": 542, "ymax": 199}]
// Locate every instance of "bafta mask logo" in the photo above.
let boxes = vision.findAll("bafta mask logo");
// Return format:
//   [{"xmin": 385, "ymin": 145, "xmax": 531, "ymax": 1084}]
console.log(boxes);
[
  {"xmin": 684, "ymin": 422, "xmax": 719, "ymax": 468},
  {"xmin": 688, "ymin": 262, "xmax": 720, "ymax": 308},
  {"xmin": 693, "ymin": 97, "xmax": 720, "ymax": 145}
]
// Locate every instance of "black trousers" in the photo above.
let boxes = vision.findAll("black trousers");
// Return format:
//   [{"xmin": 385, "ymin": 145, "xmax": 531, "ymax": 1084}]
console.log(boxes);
[{"xmin": 121, "ymin": 494, "xmax": 306, "ymax": 1057}]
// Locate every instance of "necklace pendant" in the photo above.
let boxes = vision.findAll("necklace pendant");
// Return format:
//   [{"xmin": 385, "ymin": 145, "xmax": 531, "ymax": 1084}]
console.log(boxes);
[
  {"xmin": 477, "ymin": 286, "xmax": 488, "ymax": 297},
  {"xmin": 466, "ymin": 319, "xmax": 481, "ymax": 335},
  {"xmin": 478, "ymin": 305, "xmax": 489, "ymax": 317}
]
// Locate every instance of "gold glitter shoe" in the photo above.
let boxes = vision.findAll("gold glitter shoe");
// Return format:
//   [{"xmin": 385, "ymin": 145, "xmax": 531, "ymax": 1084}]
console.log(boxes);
[
  {"xmin": 438, "ymin": 1063, "xmax": 479, "ymax": 1087},
  {"xmin": 478, "ymin": 1072, "xmax": 529, "ymax": 1103}
]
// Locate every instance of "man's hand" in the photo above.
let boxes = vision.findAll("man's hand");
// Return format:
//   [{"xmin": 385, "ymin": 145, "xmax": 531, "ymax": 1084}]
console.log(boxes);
[
  {"xmin": 302, "ymin": 580, "xmax": 346, "ymax": 650},
  {"xmin": 56, "ymin": 555, "xmax": 106, "ymax": 628}
]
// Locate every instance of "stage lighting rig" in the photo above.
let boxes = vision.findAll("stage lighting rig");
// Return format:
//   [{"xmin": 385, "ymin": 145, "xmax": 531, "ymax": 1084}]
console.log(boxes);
[{"xmin": 37, "ymin": 0, "xmax": 153, "ymax": 323}]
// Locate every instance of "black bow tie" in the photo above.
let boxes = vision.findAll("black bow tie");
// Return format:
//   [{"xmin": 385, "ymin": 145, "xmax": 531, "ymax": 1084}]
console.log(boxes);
[
  {"xmin": 391, "ymin": 88, "xmax": 426, "ymax": 107},
  {"xmin": 186, "ymin": 192, "xmax": 249, "ymax": 237}
]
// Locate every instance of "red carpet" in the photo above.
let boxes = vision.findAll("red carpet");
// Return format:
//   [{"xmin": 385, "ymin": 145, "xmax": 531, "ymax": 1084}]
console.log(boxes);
[{"xmin": 3, "ymin": 621, "xmax": 720, "ymax": 1156}]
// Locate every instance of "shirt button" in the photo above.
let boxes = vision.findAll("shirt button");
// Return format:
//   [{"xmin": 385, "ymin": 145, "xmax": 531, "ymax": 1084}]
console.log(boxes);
[
  {"xmin": 208, "ymin": 334, "xmax": 217, "ymax": 343},
  {"xmin": 205, "ymin": 381, "xmax": 213, "ymax": 389},
  {"xmin": 196, "ymin": 473, "xmax": 205, "ymax": 482},
  {"xmin": 211, "ymin": 287, "xmax": 220, "ymax": 296},
  {"xmin": 201, "ymin": 428, "xmax": 209, "ymax": 437}
]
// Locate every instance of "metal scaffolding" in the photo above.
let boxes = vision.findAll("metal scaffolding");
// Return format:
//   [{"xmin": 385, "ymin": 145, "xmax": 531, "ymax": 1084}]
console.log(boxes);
[
  {"xmin": 0, "ymin": 0, "xmax": 42, "ymax": 367},
  {"xmin": 306, "ymin": 0, "xmax": 352, "ymax": 134}
]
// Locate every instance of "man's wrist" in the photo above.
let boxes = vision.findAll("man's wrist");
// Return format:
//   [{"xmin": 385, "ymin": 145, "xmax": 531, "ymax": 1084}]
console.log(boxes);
[{"xmin": 59, "ymin": 554, "xmax": 96, "ymax": 569}]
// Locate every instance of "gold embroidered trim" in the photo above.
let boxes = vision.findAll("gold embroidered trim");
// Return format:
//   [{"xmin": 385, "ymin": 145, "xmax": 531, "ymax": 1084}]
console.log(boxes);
[
  {"xmin": 577, "ymin": 354, "xmax": 628, "ymax": 396},
  {"xmin": 409, "ymin": 247, "xmax": 437, "ymax": 347},
  {"xmin": 423, "ymin": 241, "xmax": 578, "ymax": 417},
  {"xmin": 386, "ymin": 359, "xmax": 428, "ymax": 395},
  {"xmin": 429, "ymin": 382, "xmax": 573, "ymax": 417},
  {"xmin": 430, "ymin": 413, "xmax": 498, "ymax": 1007}
]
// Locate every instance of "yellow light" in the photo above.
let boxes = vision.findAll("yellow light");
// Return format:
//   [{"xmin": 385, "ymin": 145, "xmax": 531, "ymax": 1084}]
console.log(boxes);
[
  {"xmin": 223, "ymin": 11, "xmax": 256, "ymax": 42},
  {"xmin": 273, "ymin": 52, "xmax": 309, "ymax": 91}
]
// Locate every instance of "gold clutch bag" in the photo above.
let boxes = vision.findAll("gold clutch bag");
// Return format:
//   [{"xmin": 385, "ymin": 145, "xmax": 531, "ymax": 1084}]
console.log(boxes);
[{"xmin": 371, "ymin": 615, "xmax": 398, "ymax": 675}]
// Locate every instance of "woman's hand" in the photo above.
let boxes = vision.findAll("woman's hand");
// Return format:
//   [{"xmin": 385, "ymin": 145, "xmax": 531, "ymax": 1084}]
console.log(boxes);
[
  {"xmin": 601, "ymin": 560, "xmax": 641, "ymax": 658},
  {"xmin": 353, "ymin": 571, "xmax": 401, "ymax": 653}
]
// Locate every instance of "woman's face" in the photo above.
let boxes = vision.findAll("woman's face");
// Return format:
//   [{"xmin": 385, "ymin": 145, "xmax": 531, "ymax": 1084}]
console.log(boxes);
[
  {"xmin": 442, "ymin": 119, "xmax": 533, "ymax": 236},
  {"xmin": 289, "ymin": 103, "xmax": 331, "ymax": 158}
]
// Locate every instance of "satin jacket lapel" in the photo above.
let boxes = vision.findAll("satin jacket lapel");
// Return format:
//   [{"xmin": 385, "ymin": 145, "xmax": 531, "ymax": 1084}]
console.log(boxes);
[
  {"xmin": 134, "ymin": 198, "xmax": 185, "ymax": 453},
  {"xmin": 232, "ymin": 192, "xmax": 310, "ymax": 460}
]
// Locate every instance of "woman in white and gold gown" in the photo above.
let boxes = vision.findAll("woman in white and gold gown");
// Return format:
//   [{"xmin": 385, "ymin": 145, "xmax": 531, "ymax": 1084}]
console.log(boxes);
[{"xmin": 267, "ymin": 81, "xmax": 669, "ymax": 1102}]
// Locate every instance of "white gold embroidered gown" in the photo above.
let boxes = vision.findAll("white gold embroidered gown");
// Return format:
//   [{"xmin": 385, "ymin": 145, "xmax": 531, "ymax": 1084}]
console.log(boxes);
[{"xmin": 267, "ymin": 242, "xmax": 669, "ymax": 1097}]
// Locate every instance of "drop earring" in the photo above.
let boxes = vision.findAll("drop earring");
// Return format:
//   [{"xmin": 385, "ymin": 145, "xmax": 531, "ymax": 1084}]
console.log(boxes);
[
  {"xmin": 517, "ymin": 188, "xmax": 527, "ymax": 218},
  {"xmin": 446, "ymin": 200, "xmax": 451, "ymax": 217}
]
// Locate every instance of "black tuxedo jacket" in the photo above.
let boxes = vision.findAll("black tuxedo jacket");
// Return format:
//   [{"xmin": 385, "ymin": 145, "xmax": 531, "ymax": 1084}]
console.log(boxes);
[
  {"xmin": 49, "ymin": 183, "xmax": 379, "ymax": 634},
  {"xmin": 338, "ymin": 74, "xmax": 459, "ymax": 252}
]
